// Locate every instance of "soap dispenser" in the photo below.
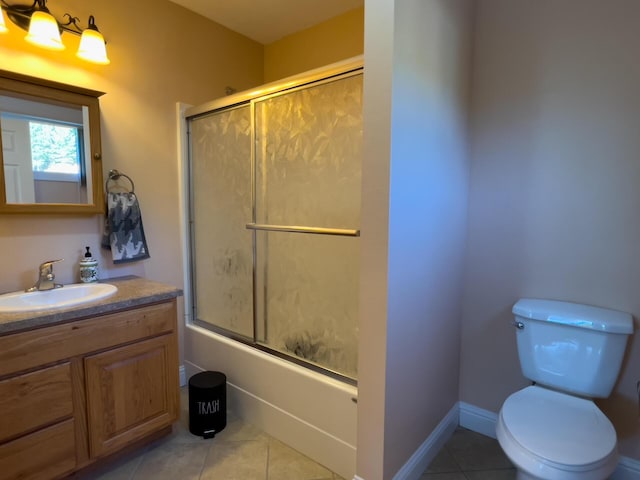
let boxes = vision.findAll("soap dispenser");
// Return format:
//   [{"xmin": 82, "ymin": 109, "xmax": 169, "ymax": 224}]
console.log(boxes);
[{"xmin": 79, "ymin": 246, "xmax": 98, "ymax": 283}]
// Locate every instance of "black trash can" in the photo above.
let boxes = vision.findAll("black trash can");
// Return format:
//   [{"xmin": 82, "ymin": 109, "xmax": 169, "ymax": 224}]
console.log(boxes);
[{"xmin": 189, "ymin": 371, "xmax": 227, "ymax": 438}]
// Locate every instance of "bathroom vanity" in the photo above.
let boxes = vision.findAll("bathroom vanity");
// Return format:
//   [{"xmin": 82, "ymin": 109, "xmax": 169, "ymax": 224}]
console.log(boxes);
[{"xmin": 0, "ymin": 276, "xmax": 182, "ymax": 480}]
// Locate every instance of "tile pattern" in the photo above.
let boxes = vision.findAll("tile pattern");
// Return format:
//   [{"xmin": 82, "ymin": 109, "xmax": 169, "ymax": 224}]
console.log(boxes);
[
  {"xmin": 78, "ymin": 389, "xmax": 343, "ymax": 480},
  {"xmin": 79, "ymin": 390, "xmax": 513, "ymax": 480},
  {"xmin": 421, "ymin": 428, "xmax": 516, "ymax": 480}
]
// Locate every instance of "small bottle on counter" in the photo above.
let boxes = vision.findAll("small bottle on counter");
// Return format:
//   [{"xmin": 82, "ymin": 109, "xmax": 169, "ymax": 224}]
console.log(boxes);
[{"xmin": 79, "ymin": 246, "xmax": 99, "ymax": 283}]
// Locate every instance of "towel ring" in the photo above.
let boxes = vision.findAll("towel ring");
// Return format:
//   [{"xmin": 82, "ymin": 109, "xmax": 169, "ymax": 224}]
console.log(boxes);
[{"xmin": 105, "ymin": 169, "xmax": 135, "ymax": 194}]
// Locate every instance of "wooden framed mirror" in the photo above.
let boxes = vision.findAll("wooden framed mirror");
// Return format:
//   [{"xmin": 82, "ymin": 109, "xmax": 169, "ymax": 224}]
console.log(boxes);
[{"xmin": 0, "ymin": 70, "xmax": 104, "ymax": 214}]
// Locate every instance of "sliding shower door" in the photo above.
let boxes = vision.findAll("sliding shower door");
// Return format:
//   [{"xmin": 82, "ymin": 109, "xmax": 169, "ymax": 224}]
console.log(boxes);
[
  {"xmin": 252, "ymin": 74, "xmax": 362, "ymax": 379},
  {"xmin": 189, "ymin": 71, "xmax": 362, "ymax": 380},
  {"xmin": 190, "ymin": 105, "xmax": 254, "ymax": 338}
]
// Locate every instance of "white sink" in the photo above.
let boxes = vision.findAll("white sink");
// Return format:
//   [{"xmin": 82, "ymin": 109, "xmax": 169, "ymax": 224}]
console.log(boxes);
[{"xmin": 0, "ymin": 283, "xmax": 117, "ymax": 313}]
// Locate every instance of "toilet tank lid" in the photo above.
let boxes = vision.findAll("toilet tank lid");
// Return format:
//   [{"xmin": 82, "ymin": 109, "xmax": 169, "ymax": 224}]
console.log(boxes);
[{"xmin": 513, "ymin": 298, "xmax": 634, "ymax": 334}]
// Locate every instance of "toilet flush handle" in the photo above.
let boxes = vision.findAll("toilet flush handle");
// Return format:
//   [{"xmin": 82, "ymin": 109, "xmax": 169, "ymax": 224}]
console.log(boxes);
[{"xmin": 512, "ymin": 320, "xmax": 525, "ymax": 330}]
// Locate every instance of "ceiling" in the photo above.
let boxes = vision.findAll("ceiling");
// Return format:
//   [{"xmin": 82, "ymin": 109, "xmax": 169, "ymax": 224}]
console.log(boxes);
[{"xmin": 167, "ymin": 0, "xmax": 364, "ymax": 45}]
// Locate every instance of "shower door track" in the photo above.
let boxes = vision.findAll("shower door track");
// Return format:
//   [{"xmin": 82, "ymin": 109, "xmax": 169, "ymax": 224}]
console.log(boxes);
[{"xmin": 193, "ymin": 318, "xmax": 358, "ymax": 386}]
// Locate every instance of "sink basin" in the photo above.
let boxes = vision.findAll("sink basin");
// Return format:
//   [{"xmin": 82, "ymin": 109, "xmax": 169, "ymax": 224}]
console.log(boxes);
[{"xmin": 0, "ymin": 283, "xmax": 117, "ymax": 313}]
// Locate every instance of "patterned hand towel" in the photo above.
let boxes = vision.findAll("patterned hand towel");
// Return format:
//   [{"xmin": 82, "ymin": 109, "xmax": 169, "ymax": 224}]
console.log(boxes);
[{"xmin": 101, "ymin": 192, "xmax": 150, "ymax": 263}]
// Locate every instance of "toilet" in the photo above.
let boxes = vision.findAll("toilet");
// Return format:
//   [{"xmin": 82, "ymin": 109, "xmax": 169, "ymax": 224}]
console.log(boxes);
[{"xmin": 497, "ymin": 298, "xmax": 634, "ymax": 480}]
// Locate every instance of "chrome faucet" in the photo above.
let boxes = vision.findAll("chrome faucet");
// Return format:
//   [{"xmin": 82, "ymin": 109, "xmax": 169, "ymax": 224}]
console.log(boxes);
[{"xmin": 26, "ymin": 259, "xmax": 64, "ymax": 292}]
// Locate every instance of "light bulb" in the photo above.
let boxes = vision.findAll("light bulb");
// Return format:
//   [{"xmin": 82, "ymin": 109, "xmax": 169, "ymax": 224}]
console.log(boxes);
[
  {"xmin": 0, "ymin": 9, "xmax": 8, "ymax": 34},
  {"xmin": 77, "ymin": 28, "xmax": 109, "ymax": 65},
  {"xmin": 25, "ymin": 10, "xmax": 64, "ymax": 51}
]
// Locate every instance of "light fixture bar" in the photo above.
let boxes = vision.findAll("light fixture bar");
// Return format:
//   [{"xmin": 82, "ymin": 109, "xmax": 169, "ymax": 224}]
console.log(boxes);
[{"xmin": 2, "ymin": 1, "xmax": 35, "ymax": 31}]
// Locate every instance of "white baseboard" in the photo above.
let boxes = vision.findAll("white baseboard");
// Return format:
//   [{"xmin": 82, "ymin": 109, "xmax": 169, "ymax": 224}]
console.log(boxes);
[
  {"xmin": 459, "ymin": 401, "xmax": 497, "ymax": 439},
  {"xmin": 458, "ymin": 402, "xmax": 639, "ymax": 480},
  {"xmin": 391, "ymin": 403, "xmax": 460, "ymax": 480},
  {"xmin": 612, "ymin": 456, "xmax": 640, "ymax": 480}
]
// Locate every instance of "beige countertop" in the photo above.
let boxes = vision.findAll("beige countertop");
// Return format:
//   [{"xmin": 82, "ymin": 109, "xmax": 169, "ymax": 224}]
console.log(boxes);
[{"xmin": 0, "ymin": 276, "xmax": 183, "ymax": 335}]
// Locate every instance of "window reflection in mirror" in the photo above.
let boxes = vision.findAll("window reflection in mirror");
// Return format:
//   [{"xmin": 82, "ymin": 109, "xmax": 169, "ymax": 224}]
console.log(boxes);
[
  {"xmin": 1, "ymin": 94, "xmax": 91, "ymax": 204},
  {"xmin": 0, "ymin": 70, "xmax": 104, "ymax": 214}
]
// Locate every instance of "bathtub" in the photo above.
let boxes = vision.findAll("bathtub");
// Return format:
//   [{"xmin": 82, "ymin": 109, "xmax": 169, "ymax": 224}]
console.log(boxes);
[{"xmin": 183, "ymin": 323, "xmax": 358, "ymax": 479}]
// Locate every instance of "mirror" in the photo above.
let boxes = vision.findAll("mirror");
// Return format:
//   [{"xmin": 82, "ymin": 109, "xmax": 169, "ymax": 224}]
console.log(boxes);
[{"xmin": 0, "ymin": 70, "xmax": 104, "ymax": 214}]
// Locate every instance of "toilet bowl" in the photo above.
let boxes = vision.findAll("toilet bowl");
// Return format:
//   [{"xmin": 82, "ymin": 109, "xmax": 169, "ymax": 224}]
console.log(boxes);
[
  {"xmin": 498, "ymin": 298, "xmax": 634, "ymax": 480},
  {"xmin": 497, "ymin": 386, "xmax": 618, "ymax": 480}
]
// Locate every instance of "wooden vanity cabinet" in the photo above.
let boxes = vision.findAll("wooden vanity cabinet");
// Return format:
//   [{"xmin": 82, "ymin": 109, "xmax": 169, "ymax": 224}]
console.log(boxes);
[{"xmin": 0, "ymin": 299, "xmax": 179, "ymax": 480}]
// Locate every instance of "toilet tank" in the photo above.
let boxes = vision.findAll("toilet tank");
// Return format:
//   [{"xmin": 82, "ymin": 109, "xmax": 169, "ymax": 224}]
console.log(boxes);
[{"xmin": 512, "ymin": 298, "xmax": 634, "ymax": 398}]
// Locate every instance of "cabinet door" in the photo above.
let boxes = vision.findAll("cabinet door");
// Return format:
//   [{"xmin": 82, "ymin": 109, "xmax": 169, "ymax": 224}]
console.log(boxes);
[{"xmin": 84, "ymin": 334, "xmax": 179, "ymax": 458}]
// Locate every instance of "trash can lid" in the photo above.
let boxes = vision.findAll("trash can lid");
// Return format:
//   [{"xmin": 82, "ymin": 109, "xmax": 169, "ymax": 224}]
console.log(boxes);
[{"xmin": 189, "ymin": 371, "xmax": 226, "ymax": 389}]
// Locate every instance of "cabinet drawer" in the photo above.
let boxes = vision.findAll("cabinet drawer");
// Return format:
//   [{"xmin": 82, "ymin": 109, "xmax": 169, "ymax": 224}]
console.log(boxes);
[
  {"xmin": 0, "ymin": 300, "xmax": 176, "ymax": 377},
  {"xmin": 0, "ymin": 362, "xmax": 73, "ymax": 443},
  {"xmin": 0, "ymin": 419, "xmax": 76, "ymax": 480}
]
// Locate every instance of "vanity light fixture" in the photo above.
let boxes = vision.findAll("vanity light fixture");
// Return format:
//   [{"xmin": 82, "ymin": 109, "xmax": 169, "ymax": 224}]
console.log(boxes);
[{"xmin": 0, "ymin": 0, "xmax": 110, "ymax": 64}]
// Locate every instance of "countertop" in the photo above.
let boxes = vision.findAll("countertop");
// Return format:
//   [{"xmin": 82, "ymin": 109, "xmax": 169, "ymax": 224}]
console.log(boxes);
[{"xmin": 0, "ymin": 276, "xmax": 183, "ymax": 335}]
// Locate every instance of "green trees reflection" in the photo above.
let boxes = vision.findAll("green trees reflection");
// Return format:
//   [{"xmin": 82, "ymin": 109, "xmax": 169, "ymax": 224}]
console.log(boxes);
[{"xmin": 30, "ymin": 121, "xmax": 80, "ymax": 174}]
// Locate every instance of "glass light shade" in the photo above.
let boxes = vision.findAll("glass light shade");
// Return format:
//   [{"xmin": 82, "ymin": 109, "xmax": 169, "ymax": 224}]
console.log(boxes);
[
  {"xmin": 0, "ymin": 10, "xmax": 8, "ymax": 34},
  {"xmin": 25, "ymin": 10, "xmax": 64, "ymax": 51},
  {"xmin": 76, "ymin": 28, "xmax": 110, "ymax": 65}
]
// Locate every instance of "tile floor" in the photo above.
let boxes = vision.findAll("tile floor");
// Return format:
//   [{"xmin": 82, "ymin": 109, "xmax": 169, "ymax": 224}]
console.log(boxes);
[
  {"xmin": 79, "ymin": 389, "xmax": 344, "ymax": 480},
  {"xmin": 79, "ymin": 390, "xmax": 515, "ymax": 480},
  {"xmin": 421, "ymin": 428, "xmax": 516, "ymax": 480}
]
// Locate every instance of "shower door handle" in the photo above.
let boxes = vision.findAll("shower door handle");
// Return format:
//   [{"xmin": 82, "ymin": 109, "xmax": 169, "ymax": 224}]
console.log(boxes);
[{"xmin": 246, "ymin": 223, "xmax": 360, "ymax": 237}]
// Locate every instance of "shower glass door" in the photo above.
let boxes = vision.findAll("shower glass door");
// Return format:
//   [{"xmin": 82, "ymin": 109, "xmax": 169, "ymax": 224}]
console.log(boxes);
[
  {"xmin": 190, "ymin": 105, "xmax": 254, "ymax": 339},
  {"xmin": 189, "ymin": 71, "xmax": 362, "ymax": 380},
  {"xmin": 253, "ymin": 74, "xmax": 362, "ymax": 379}
]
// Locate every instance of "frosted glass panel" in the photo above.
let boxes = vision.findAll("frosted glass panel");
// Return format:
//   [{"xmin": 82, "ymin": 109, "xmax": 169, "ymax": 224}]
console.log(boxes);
[
  {"xmin": 255, "ymin": 231, "xmax": 360, "ymax": 378},
  {"xmin": 190, "ymin": 106, "xmax": 253, "ymax": 338},
  {"xmin": 254, "ymin": 74, "xmax": 362, "ymax": 229},
  {"xmin": 253, "ymin": 73, "xmax": 362, "ymax": 378}
]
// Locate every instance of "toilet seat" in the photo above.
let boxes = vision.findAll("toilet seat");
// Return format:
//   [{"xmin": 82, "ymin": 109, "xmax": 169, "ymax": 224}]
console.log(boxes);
[{"xmin": 497, "ymin": 386, "xmax": 618, "ymax": 479}]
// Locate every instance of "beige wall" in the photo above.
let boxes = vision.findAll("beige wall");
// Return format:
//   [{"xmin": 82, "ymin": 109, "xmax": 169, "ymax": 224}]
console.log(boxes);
[
  {"xmin": 461, "ymin": 0, "xmax": 640, "ymax": 461},
  {"xmin": 0, "ymin": 0, "xmax": 263, "ymax": 365},
  {"xmin": 358, "ymin": 0, "xmax": 472, "ymax": 477},
  {"xmin": 264, "ymin": 7, "xmax": 364, "ymax": 83}
]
